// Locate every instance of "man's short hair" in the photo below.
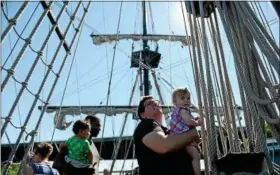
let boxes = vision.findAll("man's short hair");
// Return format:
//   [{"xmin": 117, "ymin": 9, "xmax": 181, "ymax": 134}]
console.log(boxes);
[
  {"xmin": 72, "ymin": 120, "xmax": 90, "ymax": 135},
  {"xmin": 34, "ymin": 142, "xmax": 53, "ymax": 159},
  {"xmin": 137, "ymin": 95, "xmax": 154, "ymax": 120},
  {"xmin": 85, "ymin": 115, "xmax": 100, "ymax": 124}
]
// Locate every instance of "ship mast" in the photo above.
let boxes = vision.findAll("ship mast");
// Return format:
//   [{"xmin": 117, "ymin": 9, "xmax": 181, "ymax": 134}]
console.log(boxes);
[{"xmin": 142, "ymin": 1, "xmax": 150, "ymax": 95}]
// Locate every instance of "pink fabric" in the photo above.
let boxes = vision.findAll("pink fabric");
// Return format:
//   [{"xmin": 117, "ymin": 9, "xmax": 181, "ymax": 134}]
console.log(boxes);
[{"xmin": 169, "ymin": 107, "xmax": 193, "ymax": 134}]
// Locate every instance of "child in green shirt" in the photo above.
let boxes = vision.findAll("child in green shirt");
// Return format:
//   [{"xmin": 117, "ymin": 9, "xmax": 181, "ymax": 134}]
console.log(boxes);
[{"xmin": 63, "ymin": 120, "xmax": 93, "ymax": 168}]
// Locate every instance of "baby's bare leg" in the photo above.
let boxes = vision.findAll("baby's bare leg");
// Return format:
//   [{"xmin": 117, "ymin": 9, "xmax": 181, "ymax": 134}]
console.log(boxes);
[{"xmin": 186, "ymin": 145, "xmax": 201, "ymax": 175}]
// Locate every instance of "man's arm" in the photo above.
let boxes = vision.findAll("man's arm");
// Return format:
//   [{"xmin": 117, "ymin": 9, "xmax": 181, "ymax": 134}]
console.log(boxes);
[
  {"xmin": 59, "ymin": 142, "xmax": 67, "ymax": 152},
  {"xmin": 142, "ymin": 128, "xmax": 198, "ymax": 154}
]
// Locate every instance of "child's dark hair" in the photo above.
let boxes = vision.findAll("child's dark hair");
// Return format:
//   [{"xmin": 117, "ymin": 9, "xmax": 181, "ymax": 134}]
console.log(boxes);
[
  {"xmin": 72, "ymin": 120, "xmax": 90, "ymax": 135},
  {"xmin": 34, "ymin": 142, "xmax": 53, "ymax": 159}
]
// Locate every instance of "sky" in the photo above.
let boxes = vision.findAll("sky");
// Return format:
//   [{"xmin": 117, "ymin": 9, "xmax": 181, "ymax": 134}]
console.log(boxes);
[{"xmin": 1, "ymin": 1, "xmax": 279, "ymax": 148}]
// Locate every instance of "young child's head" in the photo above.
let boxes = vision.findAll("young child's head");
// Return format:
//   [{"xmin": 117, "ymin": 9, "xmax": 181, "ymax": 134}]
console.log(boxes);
[
  {"xmin": 172, "ymin": 87, "xmax": 191, "ymax": 108},
  {"xmin": 73, "ymin": 120, "xmax": 91, "ymax": 139},
  {"xmin": 33, "ymin": 142, "xmax": 53, "ymax": 162}
]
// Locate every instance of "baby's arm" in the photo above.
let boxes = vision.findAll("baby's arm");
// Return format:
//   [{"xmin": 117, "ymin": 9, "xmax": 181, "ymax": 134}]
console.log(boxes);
[
  {"xmin": 84, "ymin": 140, "xmax": 93, "ymax": 164},
  {"xmin": 86, "ymin": 151, "xmax": 94, "ymax": 164},
  {"xmin": 181, "ymin": 109, "xmax": 202, "ymax": 127}
]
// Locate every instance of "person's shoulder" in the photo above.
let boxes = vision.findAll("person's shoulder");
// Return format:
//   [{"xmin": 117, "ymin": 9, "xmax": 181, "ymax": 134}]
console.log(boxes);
[
  {"xmin": 66, "ymin": 136, "xmax": 75, "ymax": 142},
  {"xmin": 29, "ymin": 162, "xmax": 57, "ymax": 174},
  {"xmin": 52, "ymin": 168, "xmax": 60, "ymax": 175},
  {"xmin": 136, "ymin": 119, "xmax": 159, "ymax": 130},
  {"xmin": 143, "ymin": 119, "xmax": 160, "ymax": 126},
  {"xmin": 28, "ymin": 162, "xmax": 36, "ymax": 169},
  {"xmin": 134, "ymin": 119, "xmax": 162, "ymax": 138},
  {"xmin": 83, "ymin": 139, "xmax": 90, "ymax": 145}
]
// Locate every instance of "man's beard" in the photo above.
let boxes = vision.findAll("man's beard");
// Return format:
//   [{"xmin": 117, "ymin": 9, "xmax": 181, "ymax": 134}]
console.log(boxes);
[{"xmin": 90, "ymin": 129, "xmax": 100, "ymax": 138}]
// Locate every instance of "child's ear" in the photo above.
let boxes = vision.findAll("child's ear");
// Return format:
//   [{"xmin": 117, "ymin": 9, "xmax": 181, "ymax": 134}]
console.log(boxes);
[{"xmin": 172, "ymin": 97, "xmax": 176, "ymax": 104}]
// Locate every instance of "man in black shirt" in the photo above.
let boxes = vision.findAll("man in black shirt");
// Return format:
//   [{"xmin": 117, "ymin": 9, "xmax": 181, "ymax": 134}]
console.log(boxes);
[{"xmin": 134, "ymin": 95, "xmax": 199, "ymax": 175}]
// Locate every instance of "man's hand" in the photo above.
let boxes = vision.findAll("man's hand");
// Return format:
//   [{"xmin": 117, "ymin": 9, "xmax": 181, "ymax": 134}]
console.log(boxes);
[
  {"xmin": 189, "ymin": 141, "xmax": 198, "ymax": 147},
  {"xmin": 143, "ymin": 128, "xmax": 199, "ymax": 154},
  {"xmin": 59, "ymin": 143, "xmax": 68, "ymax": 153}
]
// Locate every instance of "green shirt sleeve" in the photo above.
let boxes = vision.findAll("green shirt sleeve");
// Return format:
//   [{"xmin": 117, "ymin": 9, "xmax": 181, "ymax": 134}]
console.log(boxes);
[
  {"xmin": 65, "ymin": 136, "xmax": 73, "ymax": 147},
  {"xmin": 83, "ymin": 139, "xmax": 91, "ymax": 153}
]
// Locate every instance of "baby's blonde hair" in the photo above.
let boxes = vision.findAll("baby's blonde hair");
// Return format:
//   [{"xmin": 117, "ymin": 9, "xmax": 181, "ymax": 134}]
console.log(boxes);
[{"xmin": 172, "ymin": 87, "xmax": 190, "ymax": 104}]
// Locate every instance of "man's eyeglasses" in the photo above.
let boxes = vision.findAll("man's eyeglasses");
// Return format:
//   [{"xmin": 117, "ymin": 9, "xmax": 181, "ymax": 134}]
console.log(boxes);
[{"xmin": 144, "ymin": 100, "xmax": 161, "ymax": 107}]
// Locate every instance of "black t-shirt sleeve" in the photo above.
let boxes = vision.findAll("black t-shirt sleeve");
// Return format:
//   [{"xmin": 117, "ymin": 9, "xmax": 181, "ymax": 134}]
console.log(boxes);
[{"xmin": 133, "ymin": 119, "xmax": 163, "ymax": 144}]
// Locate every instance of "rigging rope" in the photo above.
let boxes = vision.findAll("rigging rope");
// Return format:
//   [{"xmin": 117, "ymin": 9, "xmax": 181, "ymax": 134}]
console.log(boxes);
[
  {"xmin": 1, "ymin": 1, "xmax": 29, "ymax": 43},
  {"xmin": 2, "ymin": 2, "xmax": 279, "ymax": 175},
  {"xmin": 18, "ymin": 2, "xmax": 91, "ymax": 175},
  {"xmin": 1, "ymin": 2, "xmax": 55, "ymax": 91},
  {"xmin": 99, "ymin": 1, "xmax": 123, "ymax": 158},
  {"xmin": 2, "ymin": 2, "xmax": 72, "ymax": 174},
  {"xmin": 197, "ymin": 2, "xmax": 218, "ymax": 173},
  {"xmin": 251, "ymin": 2, "xmax": 276, "ymax": 42},
  {"xmin": 210, "ymin": 9, "xmax": 240, "ymax": 152},
  {"xmin": 2, "ymin": 2, "xmax": 40, "ymax": 68},
  {"xmin": 185, "ymin": 1, "xmax": 211, "ymax": 173},
  {"xmin": 216, "ymin": 1, "xmax": 278, "ymax": 173},
  {"xmin": 50, "ymin": 10, "xmax": 86, "ymax": 144},
  {"xmin": 110, "ymin": 71, "xmax": 139, "ymax": 173},
  {"xmin": 5, "ymin": 1, "xmax": 27, "ymax": 150},
  {"xmin": 0, "ymin": 1, "xmax": 67, "ymax": 138}
]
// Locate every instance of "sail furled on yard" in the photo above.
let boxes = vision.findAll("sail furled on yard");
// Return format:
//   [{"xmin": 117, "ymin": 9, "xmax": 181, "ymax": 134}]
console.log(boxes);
[
  {"xmin": 91, "ymin": 34, "xmax": 191, "ymax": 46},
  {"xmin": 39, "ymin": 105, "xmax": 242, "ymax": 130},
  {"xmin": 39, "ymin": 105, "xmax": 173, "ymax": 130}
]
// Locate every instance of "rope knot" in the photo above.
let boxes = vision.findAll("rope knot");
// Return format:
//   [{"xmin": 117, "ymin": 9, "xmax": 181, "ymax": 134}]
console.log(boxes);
[
  {"xmin": 75, "ymin": 28, "xmax": 79, "ymax": 32},
  {"xmin": 5, "ymin": 117, "xmax": 11, "ymax": 122},
  {"xmin": 31, "ymin": 130, "xmax": 38, "ymax": 136},
  {"xmin": 84, "ymin": 8, "xmax": 88, "ymax": 12},
  {"xmin": 9, "ymin": 18, "xmax": 17, "ymax": 25},
  {"xmin": 48, "ymin": 64, "xmax": 53, "ymax": 69},
  {"xmin": 56, "ymin": 73, "xmax": 60, "ymax": 78},
  {"xmin": 25, "ymin": 130, "xmax": 37, "ymax": 141},
  {"xmin": 7, "ymin": 161, "xmax": 12, "ymax": 166},
  {"xmin": 3, "ymin": 160, "xmax": 13, "ymax": 167},
  {"xmin": 25, "ymin": 38, "xmax": 31, "ymax": 45},
  {"xmin": 37, "ymin": 51, "xmax": 43, "ymax": 56},
  {"xmin": 21, "ymin": 126, "xmax": 26, "ymax": 131},
  {"xmin": 70, "ymin": 15, "xmax": 75, "ymax": 21},
  {"xmin": 26, "ymin": 130, "xmax": 38, "ymax": 141},
  {"xmin": 22, "ymin": 81, "xmax": 28, "ymax": 87},
  {"xmin": 7, "ymin": 69, "xmax": 14, "ymax": 75},
  {"xmin": 34, "ymin": 94, "xmax": 40, "ymax": 99}
]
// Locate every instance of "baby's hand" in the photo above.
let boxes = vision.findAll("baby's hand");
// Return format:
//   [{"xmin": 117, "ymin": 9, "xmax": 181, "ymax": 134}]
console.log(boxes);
[
  {"xmin": 197, "ymin": 119, "xmax": 203, "ymax": 126},
  {"xmin": 191, "ymin": 104, "xmax": 199, "ymax": 113},
  {"xmin": 194, "ymin": 116, "xmax": 200, "ymax": 120},
  {"xmin": 195, "ymin": 137, "xmax": 202, "ymax": 144}
]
